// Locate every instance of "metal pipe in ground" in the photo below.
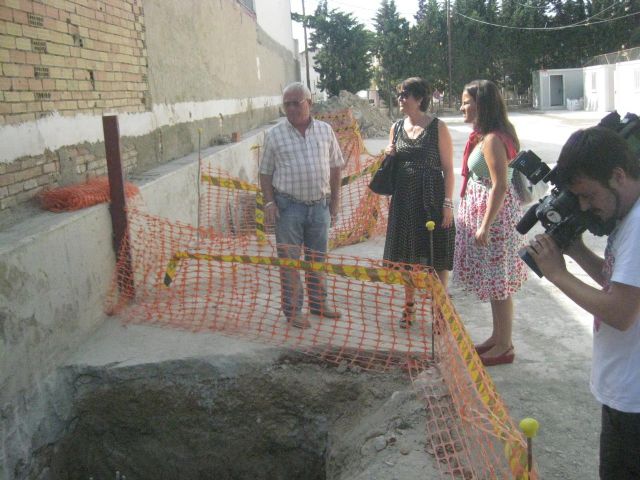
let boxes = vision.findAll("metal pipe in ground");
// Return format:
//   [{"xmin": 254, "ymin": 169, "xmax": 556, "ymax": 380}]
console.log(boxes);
[
  {"xmin": 103, "ymin": 115, "xmax": 135, "ymax": 300},
  {"xmin": 426, "ymin": 221, "xmax": 436, "ymax": 360}
]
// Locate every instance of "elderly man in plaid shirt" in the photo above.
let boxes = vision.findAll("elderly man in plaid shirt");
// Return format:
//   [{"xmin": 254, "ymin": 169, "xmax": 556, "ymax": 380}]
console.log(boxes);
[{"xmin": 259, "ymin": 82, "xmax": 345, "ymax": 329}]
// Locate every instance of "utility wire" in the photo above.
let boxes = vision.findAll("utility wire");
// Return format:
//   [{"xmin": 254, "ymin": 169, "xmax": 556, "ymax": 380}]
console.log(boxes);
[
  {"xmin": 508, "ymin": 1, "xmax": 546, "ymax": 10},
  {"xmin": 455, "ymin": 8, "xmax": 640, "ymax": 30},
  {"xmin": 506, "ymin": 0, "xmax": 614, "ymax": 11},
  {"xmin": 321, "ymin": 0, "xmax": 416, "ymax": 20},
  {"xmin": 565, "ymin": 2, "xmax": 618, "ymax": 26}
]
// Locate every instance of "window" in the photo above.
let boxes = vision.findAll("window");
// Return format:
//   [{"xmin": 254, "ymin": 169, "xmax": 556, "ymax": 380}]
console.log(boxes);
[
  {"xmin": 635, "ymin": 70, "xmax": 640, "ymax": 91},
  {"xmin": 591, "ymin": 72, "xmax": 597, "ymax": 91}
]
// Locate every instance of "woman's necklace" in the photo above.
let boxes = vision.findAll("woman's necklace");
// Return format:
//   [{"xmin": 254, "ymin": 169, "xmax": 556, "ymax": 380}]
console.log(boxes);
[{"xmin": 406, "ymin": 115, "xmax": 428, "ymax": 139}]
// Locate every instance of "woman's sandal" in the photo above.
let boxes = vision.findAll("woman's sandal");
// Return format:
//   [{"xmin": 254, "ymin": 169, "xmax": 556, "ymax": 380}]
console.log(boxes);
[
  {"xmin": 474, "ymin": 343, "xmax": 495, "ymax": 355},
  {"xmin": 400, "ymin": 302, "xmax": 416, "ymax": 328},
  {"xmin": 480, "ymin": 346, "xmax": 515, "ymax": 366}
]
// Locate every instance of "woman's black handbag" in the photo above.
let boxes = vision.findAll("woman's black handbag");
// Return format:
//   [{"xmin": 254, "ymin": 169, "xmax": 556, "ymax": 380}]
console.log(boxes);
[{"xmin": 369, "ymin": 121, "xmax": 402, "ymax": 195}]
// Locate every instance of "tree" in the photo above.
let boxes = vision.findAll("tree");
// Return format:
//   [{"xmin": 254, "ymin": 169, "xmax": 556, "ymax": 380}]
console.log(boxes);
[
  {"xmin": 450, "ymin": 0, "xmax": 501, "ymax": 95},
  {"xmin": 373, "ymin": 0, "xmax": 411, "ymax": 115},
  {"xmin": 296, "ymin": 0, "xmax": 640, "ymax": 99},
  {"xmin": 410, "ymin": 0, "xmax": 448, "ymax": 92},
  {"xmin": 499, "ymin": 0, "xmax": 550, "ymax": 91},
  {"xmin": 303, "ymin": 1, "xmax": 373, "ymax": 97}
]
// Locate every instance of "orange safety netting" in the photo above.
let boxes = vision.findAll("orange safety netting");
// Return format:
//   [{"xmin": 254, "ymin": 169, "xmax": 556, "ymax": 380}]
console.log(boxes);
[
  {"xmin": 103, "ymin": 109, "xmax": 537, "ymax": 479},
  {"xmin": 198, "ymin": 109, "xmax": 389, "ymax": 250},
  {"xmin": 38, "ymin": 176, "xmax": 140, "ymax": 212}
]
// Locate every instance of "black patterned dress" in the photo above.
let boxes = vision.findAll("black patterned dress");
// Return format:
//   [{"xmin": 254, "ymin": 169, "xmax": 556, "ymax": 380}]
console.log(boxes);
[{"xmin": 383, "ymin": 118, "xmax": 456, "ymax": 270}]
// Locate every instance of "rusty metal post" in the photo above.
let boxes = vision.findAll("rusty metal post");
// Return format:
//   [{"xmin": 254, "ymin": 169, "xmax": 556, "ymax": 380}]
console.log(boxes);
[{"xmin": 103, "ymin": 115, "xmax": 135, "ymax": 300}]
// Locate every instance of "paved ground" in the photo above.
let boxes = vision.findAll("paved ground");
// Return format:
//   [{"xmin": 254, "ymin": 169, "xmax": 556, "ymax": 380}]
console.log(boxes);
[
  {"xmin": 72, "ymin": 110, "xmax": 608, "ymax": 479},
  {"xmin": 363, "ymin": 109, "xmax": 608, "ymax": 479}
]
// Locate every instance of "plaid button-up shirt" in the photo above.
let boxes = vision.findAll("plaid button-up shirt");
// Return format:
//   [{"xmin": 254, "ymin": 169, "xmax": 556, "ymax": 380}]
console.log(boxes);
[{"xmin": 259, "ymin": 118, "xmax": 344, "ymax": 202}]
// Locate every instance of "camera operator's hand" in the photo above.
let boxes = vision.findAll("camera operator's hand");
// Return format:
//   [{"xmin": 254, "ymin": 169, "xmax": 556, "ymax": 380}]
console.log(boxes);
[{"xmin": 526, "ymin": 234, "xmax": 566, "ymax": 280}]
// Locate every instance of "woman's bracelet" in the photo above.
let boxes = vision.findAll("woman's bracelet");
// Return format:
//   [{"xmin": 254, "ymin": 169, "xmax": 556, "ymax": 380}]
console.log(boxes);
[
  {"xmin": 443, "ymin": 198, "xmax": 454, "ymax": 209},
  {"xmin": 265, "ymin": 201, "xmax": 275, "ymax": 208}
]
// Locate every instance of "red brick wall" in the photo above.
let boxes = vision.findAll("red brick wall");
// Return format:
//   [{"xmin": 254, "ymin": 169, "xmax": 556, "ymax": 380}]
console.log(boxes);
[
  {"xmin": 1, "ymin": 0, "xmax": 149, "ymax": 124},
  {"xmin": 0, "ymin": 0, "xmax": 148, "ymax": 210}
]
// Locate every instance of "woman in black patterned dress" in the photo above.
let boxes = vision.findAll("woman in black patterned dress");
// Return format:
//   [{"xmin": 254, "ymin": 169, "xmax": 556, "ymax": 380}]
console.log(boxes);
[{"xmin": 382, "ymin": 77, "xmax": 456, "ymax": 327}]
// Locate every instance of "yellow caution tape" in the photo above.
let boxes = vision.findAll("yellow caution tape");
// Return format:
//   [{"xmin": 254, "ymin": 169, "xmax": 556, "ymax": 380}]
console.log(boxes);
[
  {"xmin": 432, "ymin": 278, "xmax": 529, "ymax": 474},
  {"xmin": 200, "ymin": 174, "xmax": 260, "ymax": 192},
  {"xmin": 163, "ymin": 251, "xmax": 437, "ymax": 291}
]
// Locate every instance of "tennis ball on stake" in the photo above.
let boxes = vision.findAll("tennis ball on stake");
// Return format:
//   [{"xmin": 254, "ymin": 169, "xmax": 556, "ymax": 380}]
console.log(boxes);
[{"xmin": 519, "ymin": 418, "xmax": 540, "ymax": 438}]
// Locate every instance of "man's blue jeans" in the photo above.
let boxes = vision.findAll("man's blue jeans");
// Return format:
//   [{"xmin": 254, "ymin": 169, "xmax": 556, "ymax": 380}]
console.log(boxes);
[{"xmin": 274, "ymin": 193, "xmax": 330, "ymax": 319}]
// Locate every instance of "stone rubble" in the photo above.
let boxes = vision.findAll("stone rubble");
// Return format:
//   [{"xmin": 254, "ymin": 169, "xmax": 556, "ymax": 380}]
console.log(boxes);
[{"xmin": 312, "ymin": 90, "xmax": 393, "ymax": 139}]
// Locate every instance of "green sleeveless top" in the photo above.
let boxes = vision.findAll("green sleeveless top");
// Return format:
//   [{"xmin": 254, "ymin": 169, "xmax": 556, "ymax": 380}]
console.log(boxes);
[{"xmin": 468, "ymin": 141, "xmax": 514, "ymax": 183}]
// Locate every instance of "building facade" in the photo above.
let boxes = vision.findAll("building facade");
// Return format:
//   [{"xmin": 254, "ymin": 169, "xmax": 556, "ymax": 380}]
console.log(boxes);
[
  {"xmin": 0, "ymin": 0, "xmax": 298, "ymax": 217},
  {"xmin": 533, "ymin": 48, "xmax": 640, "ymax": 115}
]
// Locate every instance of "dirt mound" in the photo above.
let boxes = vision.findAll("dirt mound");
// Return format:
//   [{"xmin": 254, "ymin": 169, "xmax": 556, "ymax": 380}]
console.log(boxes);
[{"xmin": 313, "ymin": 91, "xmax": 393, "ymax": 138}]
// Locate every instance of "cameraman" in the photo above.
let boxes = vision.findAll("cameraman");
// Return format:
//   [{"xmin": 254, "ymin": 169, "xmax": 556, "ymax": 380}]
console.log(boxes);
[{"xmin": 526, "ymin": 126, "xmax": 640, "ymax": 479}]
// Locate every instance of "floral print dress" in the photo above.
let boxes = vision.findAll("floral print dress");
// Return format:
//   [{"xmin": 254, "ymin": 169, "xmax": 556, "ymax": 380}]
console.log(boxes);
[{"xmin": 453, "ymin": 143, "xmax": 528, "ymax": 301}]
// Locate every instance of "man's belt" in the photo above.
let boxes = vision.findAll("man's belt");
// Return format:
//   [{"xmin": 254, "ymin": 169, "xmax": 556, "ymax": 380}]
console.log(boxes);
[{"xmin": 275, "ymin": 190, "xmax": 329, "ymax": 206}]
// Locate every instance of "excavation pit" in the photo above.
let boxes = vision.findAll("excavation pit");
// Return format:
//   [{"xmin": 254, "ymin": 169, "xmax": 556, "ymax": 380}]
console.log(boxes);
[{"xmin": 29, "ymin": 340, "xmax": 438, "ymax": 480}]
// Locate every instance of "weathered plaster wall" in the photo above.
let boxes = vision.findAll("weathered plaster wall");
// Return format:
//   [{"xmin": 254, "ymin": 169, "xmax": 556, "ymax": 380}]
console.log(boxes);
[
  {"xmin": 254, "ymin": 0, "xmax": 295, "ymax": 53},
  {"xmin": 0, "ymin": 0, "xmax": 296, "ymax": 217}
]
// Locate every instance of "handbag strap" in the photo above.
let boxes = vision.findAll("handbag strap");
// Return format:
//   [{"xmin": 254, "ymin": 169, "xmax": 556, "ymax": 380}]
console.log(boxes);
[{"xmin": 392, "ymin": 120, "xmax": 402, "ymax": 145}]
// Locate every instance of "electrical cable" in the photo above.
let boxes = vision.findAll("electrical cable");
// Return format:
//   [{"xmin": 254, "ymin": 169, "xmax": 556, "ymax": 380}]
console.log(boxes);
[{"xmin": 455, "ymin": 8, "xmax": 640, "ymax": 31}]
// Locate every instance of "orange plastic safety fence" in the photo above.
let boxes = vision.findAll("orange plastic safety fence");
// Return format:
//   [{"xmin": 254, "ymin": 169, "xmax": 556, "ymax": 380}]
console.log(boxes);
[
  {"xmin": 38, "ymin": 176, "xmax": 140, "ymax": 212},
  {"xmin": 197, "ymin": 164, "xmax": 388, "ymax": 250},
  {"xmin": 106, "ymin": 207, "xmax": 537, "ymax": 480},
  {"xmin": 197, "ymin": 109, "xmax": 389, "ymax": 250},
  {"xmin": 314, "ymin": 109, "xmax": 366, "ymax": 174},
  {"xmin": 102, "ymin": 109, "xmax": 536, "ymax": 479},
  {"xmin": 409, "ymin": 282, "xmax": 537, "ymax": 479},
  {"xmin": 107, "ymin": 207, "xmax": 436, "ymax": 370}
]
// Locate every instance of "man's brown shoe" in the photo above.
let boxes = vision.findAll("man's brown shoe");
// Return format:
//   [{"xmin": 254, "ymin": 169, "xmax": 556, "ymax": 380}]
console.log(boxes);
[
  {"xmin": 310, "ymin": 307, "xmax": 341, "ymax": 319},
  {"xmin": 288, "ymin": 313, "xmax": 311, "ymax": 329}
]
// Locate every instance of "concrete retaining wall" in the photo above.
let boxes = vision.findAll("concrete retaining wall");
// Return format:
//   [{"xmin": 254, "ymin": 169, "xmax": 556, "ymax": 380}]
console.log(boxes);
[{"xmin": 0, "ymin": 123, "xmax": 271, "ymax": 479}]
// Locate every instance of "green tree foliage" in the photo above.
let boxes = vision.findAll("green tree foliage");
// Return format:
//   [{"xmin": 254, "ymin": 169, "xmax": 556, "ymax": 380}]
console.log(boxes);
[
  {"xmin": 411, "ymin": 0, "xmax": 448, "ymax": 91},
  {"xmin": 451, "ymin": 0, "xmax": 501, "ymax": 92},
  {"xmin": 301, "ymin": 1, "xmax": 373, "ymax": 97},
  {"xmin": 373, "ymin": 0, "xmax": 411, "ymax": 113},
  {"xmin": 499, "ymin": 0, "xmax": 550, "ymax": 90},
  {"xmin": 449, "ymin": 0, "xmax": 638, "ymax": 93},
  {"xmin": 293, "ymin": 0, "xmax": 639, "ymax": 97}
]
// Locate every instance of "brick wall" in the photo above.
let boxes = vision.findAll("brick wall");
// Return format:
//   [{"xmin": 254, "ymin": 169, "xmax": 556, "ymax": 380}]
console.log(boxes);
[
  {"xmin": 0, "ymin": 143, "xmax": 137, "ymax": 210},
  {"xmin": 0, "ymin": 0, "xmax": 147, "ymax": 211},
  {"xmin": 0, "ymin": 0, "xmax": 149, "ymax": 124}
]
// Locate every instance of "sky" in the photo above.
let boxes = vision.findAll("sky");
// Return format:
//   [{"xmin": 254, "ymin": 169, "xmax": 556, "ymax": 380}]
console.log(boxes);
[{"xmin": 290, "ymin": 0, "xmax": 420, "ymax": 48}]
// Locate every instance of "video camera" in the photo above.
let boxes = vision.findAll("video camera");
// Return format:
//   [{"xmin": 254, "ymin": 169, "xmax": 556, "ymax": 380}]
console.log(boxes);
[{"xmin": 510, "ymin": 111, "xmax": 640, "ymax": 277}]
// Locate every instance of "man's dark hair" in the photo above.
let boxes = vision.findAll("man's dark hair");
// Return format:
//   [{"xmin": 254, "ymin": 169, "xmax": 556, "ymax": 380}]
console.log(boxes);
[
  {"xmin": 556, "ymin": 126, "xmax": 640, "ymax": 186},
  {"xmin": 398, "ymin": 77, "xmax": 431, "ymax": 112}
]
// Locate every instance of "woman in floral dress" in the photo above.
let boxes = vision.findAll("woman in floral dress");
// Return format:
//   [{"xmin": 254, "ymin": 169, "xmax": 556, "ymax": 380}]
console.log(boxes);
[{"xmin": 454, "ymin": 79, "xmax": 528, "ymax": 366}]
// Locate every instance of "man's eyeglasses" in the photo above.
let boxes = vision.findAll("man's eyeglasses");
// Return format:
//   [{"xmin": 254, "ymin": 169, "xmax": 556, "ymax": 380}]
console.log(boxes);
[
  {"xmin": 397, "ymin": 91, "xmax": 411, "ymax": 100},
  {"xmin": 283, "ymin": 99, "xmax": 308, "ymax": 108}
]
